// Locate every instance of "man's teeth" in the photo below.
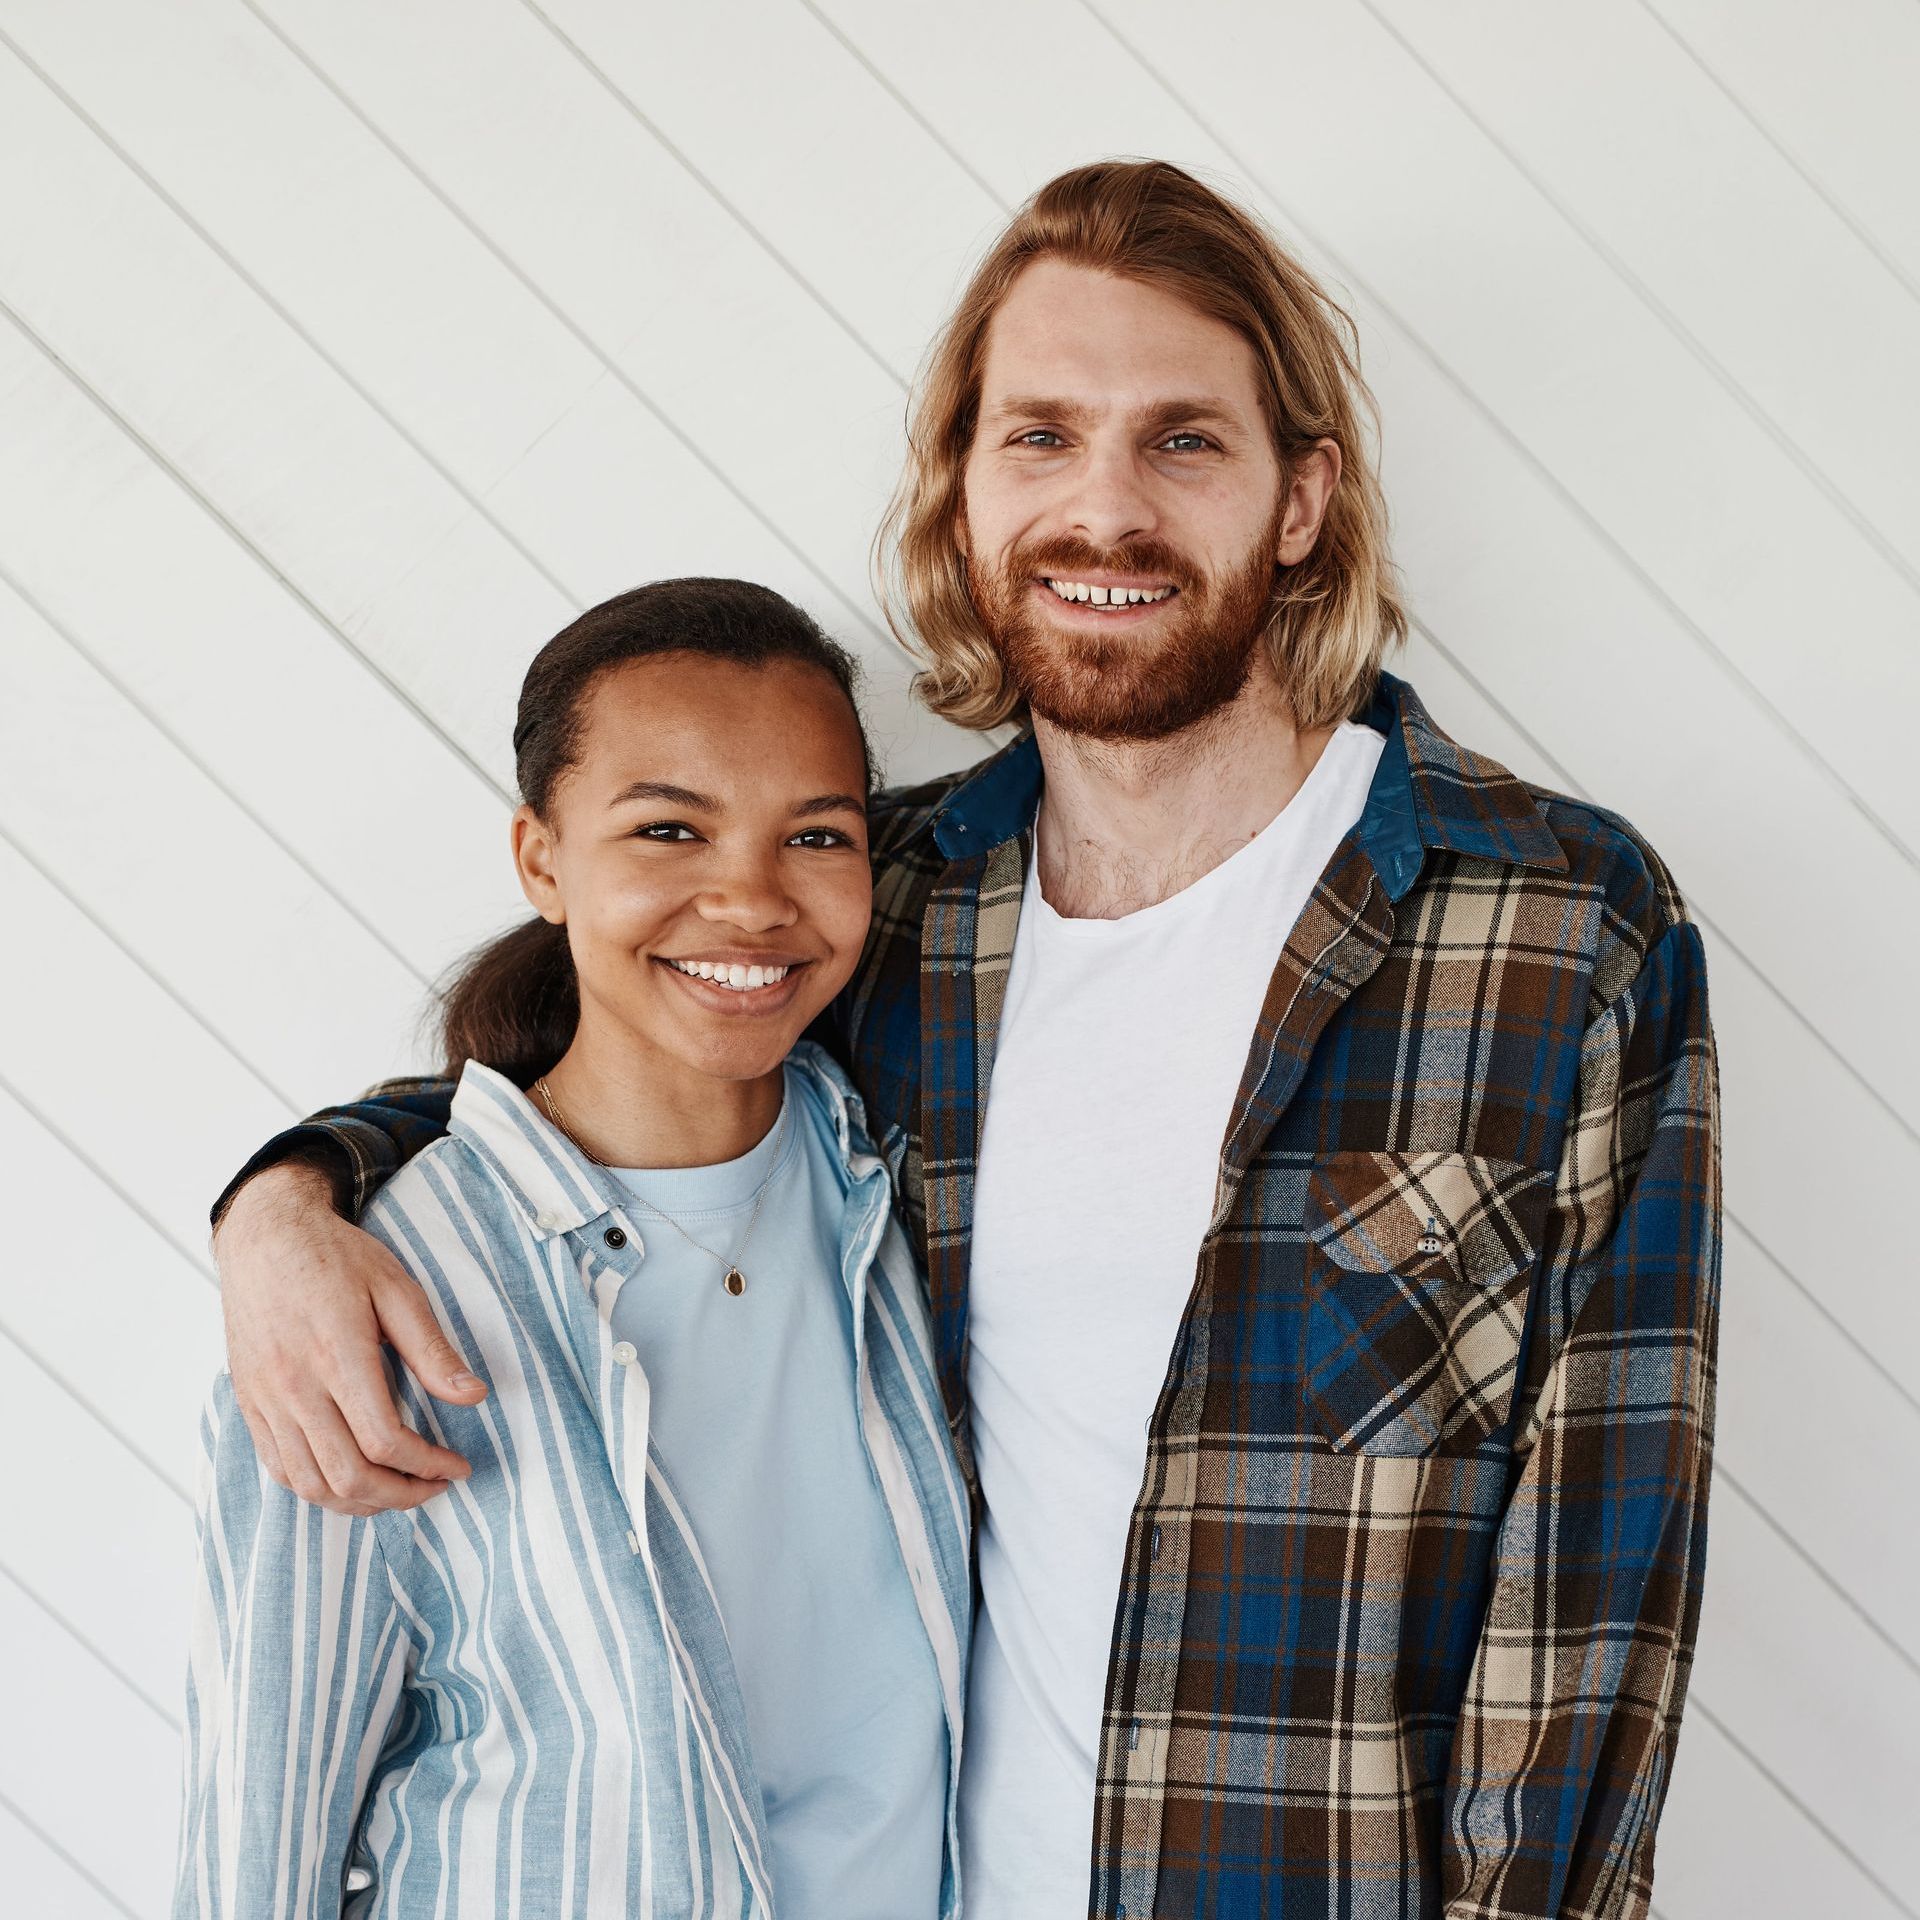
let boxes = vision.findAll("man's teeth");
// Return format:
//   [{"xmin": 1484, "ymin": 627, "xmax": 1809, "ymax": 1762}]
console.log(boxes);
[
  {"xmin": 1043, "ymin": 579, "xmax": 1175, "ymax": 607},
  {"xmin": 665, "ymin": 959, "xmax": 791, "ymax": 991}
]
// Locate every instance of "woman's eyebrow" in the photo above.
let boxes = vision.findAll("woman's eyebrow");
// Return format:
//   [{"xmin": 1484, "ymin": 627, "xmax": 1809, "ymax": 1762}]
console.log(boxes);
[
  {"xmin": 791, "ymin": 793, "xmax": 866, "ymax": 818},
  {"xmin": 609, "ymin": 780, "xmax": 718, "ymax": 811}
]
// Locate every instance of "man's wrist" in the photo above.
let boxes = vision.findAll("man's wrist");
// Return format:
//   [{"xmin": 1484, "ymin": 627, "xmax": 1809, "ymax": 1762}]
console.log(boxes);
[{"xmin": 210, "ymin": 1150, "xmax": 352, "ymax": 1247}]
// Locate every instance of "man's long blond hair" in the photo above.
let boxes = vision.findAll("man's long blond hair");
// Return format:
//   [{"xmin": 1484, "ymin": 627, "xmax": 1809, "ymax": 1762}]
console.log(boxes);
[{"xmin": 877, "ymin": 160, "xmax": 1407, "ymax": 733}]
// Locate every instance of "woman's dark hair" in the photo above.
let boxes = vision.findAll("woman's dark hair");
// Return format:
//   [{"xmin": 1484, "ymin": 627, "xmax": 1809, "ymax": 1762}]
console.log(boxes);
[{"xmin": 435, "ymin": 578, "xmax": 871, "ymax": 1086}]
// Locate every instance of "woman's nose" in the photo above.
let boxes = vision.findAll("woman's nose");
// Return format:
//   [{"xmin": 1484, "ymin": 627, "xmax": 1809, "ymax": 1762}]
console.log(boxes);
[{"xmin": 696, "ymin": 857, "xmax": 800, "ymax": 932}]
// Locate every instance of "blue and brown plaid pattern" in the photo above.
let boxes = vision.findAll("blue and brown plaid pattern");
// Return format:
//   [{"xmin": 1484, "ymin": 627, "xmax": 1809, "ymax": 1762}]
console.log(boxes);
[
  {"xmin": 220, "ymin": 669, "xmax": 1719, "ymax": 1917},
  {"xmin": 847, "ymin": 669, "xmax": 1719, "ymax": 1917}
]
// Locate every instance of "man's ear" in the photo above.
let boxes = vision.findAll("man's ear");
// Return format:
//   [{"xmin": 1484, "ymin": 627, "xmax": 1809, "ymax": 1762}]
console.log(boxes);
[
  {"xmin": 511, "ymin": 803, "xmax": 566, "ymax": 925},
  {"xmin": 1276, "ymin": 439, "xmax": 1343, "ymax": 566}
]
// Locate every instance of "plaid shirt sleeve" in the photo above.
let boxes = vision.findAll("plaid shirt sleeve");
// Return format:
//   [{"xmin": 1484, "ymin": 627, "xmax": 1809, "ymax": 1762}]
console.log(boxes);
[
  {"xmin": 1442, "ymin": 914, "xmax": 1721, "ymax": 1916},
  {"xmin": 208, "ymin": 1076, "xmax": 458, "ymax": 1230}
]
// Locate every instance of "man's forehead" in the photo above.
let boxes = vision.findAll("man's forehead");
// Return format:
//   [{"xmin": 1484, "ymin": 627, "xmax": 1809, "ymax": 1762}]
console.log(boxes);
[{"xmin": 977, "ymin": 259, "xmax": 1264, "ymax": 415}]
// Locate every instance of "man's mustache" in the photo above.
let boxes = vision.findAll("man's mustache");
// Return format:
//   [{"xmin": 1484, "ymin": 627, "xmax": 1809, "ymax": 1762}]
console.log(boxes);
[{"xmin": 1002, "ymin": 537, "xmax": 1199, "ymax": 595}]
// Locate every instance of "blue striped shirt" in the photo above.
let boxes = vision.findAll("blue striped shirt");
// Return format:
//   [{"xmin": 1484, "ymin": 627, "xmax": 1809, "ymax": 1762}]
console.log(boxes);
[{"xmin": 177, "ymin": 1042, "xmax": 971, "ymax": 1917}]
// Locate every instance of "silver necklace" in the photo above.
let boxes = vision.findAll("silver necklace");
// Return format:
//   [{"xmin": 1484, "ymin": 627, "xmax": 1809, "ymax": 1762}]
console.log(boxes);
[{"xmin": 531, "ymin": 1077, "xmax": 787, "ymax": 1298}]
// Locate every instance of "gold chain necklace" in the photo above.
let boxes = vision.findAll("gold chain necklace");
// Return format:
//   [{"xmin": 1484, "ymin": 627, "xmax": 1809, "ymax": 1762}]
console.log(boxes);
[{"xmin": 531, "ymin": 1076, "xmax": 787, "ymax": 1298}]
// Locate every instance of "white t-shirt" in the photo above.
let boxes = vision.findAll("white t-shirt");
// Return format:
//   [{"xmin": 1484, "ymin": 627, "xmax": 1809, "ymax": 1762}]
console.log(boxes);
[{"xmin": 958, "ymin": 719, "xmax": 1387, "ymax": 1916}]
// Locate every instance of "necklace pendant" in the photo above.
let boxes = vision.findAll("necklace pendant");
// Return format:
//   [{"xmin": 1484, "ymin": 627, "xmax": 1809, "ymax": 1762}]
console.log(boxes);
[{"xmin": 723, "ymin": 1267, "xmax": 747, "ymax": 1297}]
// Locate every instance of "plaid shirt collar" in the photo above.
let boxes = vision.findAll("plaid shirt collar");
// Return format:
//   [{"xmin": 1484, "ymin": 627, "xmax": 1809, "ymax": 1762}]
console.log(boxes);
[{"xmin": 925, "ymin": 667, "xmax": 1569, "ymax": 896}]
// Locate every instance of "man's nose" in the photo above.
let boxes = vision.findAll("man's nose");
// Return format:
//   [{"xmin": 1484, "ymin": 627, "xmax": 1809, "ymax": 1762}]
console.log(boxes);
[{"xmin": 1065, "ymin": 438, "xmax": 1160, "ymax": 551}]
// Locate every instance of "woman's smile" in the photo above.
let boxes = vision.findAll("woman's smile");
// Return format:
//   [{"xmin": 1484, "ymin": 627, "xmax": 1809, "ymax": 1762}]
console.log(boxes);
[{"xmin": 655, "ymin": 951, "xmax": 813, "ymax": 1014}]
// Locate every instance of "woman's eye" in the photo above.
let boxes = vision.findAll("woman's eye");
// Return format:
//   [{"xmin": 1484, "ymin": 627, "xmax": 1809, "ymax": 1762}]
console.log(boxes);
[
  {"xmin": 788, "ymin": 827, "xmax": 854, "ymax": 850},
  {"xmin": 633, "ymin": 821, "xmax": 700, "ymax": 842}
]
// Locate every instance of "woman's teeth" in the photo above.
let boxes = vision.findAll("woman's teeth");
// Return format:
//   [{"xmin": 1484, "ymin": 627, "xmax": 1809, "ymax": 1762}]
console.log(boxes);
[
  {"xmin": 1044, "ymin": 578, "xmax": 1175, "ymax": 607},
  {"xmin": 665, "ymin": 958, "xmax": 791, "ymax": 991}
]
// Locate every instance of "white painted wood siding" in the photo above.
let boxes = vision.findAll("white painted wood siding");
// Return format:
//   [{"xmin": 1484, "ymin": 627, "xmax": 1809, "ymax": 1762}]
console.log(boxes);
[{"xmin": 1, "ymin": 4, "xmax": 1912, "ymax": 1913}]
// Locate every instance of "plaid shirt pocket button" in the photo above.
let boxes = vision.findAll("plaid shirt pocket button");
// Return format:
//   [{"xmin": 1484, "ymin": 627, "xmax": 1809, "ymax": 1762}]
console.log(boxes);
[{"xmin": 1300, "ymin": 1149, "xmax": 1554, "ymax": 1457}]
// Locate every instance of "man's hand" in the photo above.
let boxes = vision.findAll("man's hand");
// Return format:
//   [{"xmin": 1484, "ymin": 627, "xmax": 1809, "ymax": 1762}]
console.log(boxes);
[{"xmin": 212, "ymin": 1160, "xmax": 489, "ymax": 1514}]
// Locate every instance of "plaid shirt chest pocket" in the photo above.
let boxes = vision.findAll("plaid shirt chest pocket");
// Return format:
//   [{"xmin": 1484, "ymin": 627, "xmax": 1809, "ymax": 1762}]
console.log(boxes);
[{"xmin": 1300, "ymin": 1150, "xmax": 1556, "ymax": 1457}]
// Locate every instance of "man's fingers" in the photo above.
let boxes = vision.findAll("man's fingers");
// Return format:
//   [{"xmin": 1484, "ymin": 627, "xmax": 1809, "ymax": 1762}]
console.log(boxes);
[
  {"xmin": 335, "ymin": 1373, "xmax": 475, "ymax": 1487},
  {"xmin": 261, "ymin": 1409, "xmax": 375, "ymax": 1518},
  {"xmin": 302, "ymin": 1395, "xmax": 456, "ymax": 1514},
  {"xmin": 376, "ymin": 1272, "xmax": 489, "ymax": 1408}
]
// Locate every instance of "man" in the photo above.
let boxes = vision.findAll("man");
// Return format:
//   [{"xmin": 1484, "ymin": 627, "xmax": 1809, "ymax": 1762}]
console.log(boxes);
[{"xmin": 211, "ymin": 160, "xmax": 1720, "ymax": 1916}]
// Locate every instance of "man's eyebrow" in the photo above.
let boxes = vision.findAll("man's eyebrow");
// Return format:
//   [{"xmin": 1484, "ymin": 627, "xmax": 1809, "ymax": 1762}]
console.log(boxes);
[
  {"xmin": 986, "ymin": 393, "xmax": 1250, "ymax": 433},
  {"xmin": 791, "ymin": 793, "xmax": 867, "ymax": 818},
  {"xmin": 608, "ymin": 780, "xmax": 720, "ymax": 811}
]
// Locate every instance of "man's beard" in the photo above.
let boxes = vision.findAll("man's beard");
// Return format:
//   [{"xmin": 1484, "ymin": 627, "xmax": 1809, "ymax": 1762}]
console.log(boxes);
[{"xmin": 964, "ymin": 509, "xmax": 1286, "ymax": 744}]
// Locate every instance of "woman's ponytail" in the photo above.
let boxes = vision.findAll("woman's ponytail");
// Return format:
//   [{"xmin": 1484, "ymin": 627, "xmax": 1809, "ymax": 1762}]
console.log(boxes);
[{"xmin": 436, "ymin": 914, "xmax": 579, "ymax": 1089}]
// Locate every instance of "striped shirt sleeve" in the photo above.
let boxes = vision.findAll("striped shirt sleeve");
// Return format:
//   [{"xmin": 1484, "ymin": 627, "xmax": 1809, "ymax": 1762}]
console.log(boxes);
[
  {"xmin": 176, "ymin": 1374, "xmax": 414, "ymax": 1918},
  {"xmin": 1442, "ymin": 917, "xmax": 1722, "ymax": 1917}
]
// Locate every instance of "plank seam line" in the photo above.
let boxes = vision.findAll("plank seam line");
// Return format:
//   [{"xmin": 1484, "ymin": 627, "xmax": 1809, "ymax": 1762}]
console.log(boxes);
[
  {"xmin": 1716, "ymin": 1469, "xmax": 1920, "ymax": 1685},
  {"xmin": 0, "ymin": 1559, "xmax": 181, "ymax": 1733},
  {"xmin": 1635, "ymin": 0, "xmax": 1920, "ymax": 312},
  {"xmin": 793, "ymin": 0, "xmax": 1009, "ymax": 211},
  {"xmin": 1689, "ymin": 1696, "xmax": 1917, "ymax": 1919},
  {"xmin": 1350, "ymin": 0, "xmax": 1920, "ymax": 607},
  {"xmin": 0, "ymin": 24, "xmax": 590, "ymax": 627},
  {"xmin": 0, "ymin": 1067, "xmax": 218, "ymax": 1285},
  {"xmin": 234, "ymin": 0, "xmax": 906, "ymax": 669},
  {"xmin": 0, "ymin": 295, "xmax": 512, "ymax": 808},
  {"xmin": 519, "ymin": 0, "xmax": 913, "ymax": 394},
  {"xmin": 0, "ymin": 819, "xmax": 305, "ymax": 1118},
  {"xmin": 1071, "ymin": 0, "xmax": 1920, "ymax": 881},
  {"xmin": 0, "ymin": 1784, "xmax": 142, "ymax": 1920},
  {"xmin": 0, "ymin": 554, "xmax": 433, "ymax": 991},
  {"xmin": 0, "ymin": 1317, "xmax": 193, "ymax": 1505},
  {"xmin": 1412, "ymin": 616, "xmax": 1920, "ymax": 1162}
]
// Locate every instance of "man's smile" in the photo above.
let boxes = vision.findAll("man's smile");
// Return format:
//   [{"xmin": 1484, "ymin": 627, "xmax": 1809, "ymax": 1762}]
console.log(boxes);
[{"xmin": 1037, "ymin": 576, "xmax": 1180, "ymax": 612}]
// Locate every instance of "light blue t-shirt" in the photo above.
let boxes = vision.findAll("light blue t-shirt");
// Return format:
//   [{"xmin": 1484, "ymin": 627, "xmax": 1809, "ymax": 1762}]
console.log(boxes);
[{"xmin": 607, "ymin": 1062, "xmax": 948, "ymax": 1920}]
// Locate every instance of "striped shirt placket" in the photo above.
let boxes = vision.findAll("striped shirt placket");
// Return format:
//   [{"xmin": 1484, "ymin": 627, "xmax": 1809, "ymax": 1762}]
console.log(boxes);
[{"xmin": 579, "ymin": 1236, "xmax": 775, "ymax": 1912}]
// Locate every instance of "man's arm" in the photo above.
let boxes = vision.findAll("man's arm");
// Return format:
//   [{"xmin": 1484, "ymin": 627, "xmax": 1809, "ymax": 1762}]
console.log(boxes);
[
  {"xmin": 210, "ymin": 1078, "xmax": 486, "ymax": 1515},
  {"xmin": 1442, "ymin": 916, "xmax": 1721, "ymax": 1917}
]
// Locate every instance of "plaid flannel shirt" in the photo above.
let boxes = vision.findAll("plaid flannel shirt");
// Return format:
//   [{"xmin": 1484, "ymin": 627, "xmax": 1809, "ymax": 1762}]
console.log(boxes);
[{"xmin": 217, "ymin": 668, "xmax": 1721, "ymax": 1918}]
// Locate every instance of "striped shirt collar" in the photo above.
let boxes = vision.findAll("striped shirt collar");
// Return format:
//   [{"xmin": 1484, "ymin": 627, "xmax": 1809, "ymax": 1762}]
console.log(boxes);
[
  {"xmin": 447, "ymin": 1040, "xmax": 881, "ymax": 1244},
  {"xmin": 927, "ymin": 668, "xmax": 1568, "ymax": 897}
]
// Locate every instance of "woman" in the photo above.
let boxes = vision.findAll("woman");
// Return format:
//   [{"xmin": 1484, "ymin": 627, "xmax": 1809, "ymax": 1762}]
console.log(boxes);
[{"xmin": 177, "ymin": 581, "xmax": 969, "ymax": 1918}]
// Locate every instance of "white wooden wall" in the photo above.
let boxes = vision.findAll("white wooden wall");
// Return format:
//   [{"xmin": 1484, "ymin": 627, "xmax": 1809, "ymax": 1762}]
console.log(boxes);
[{"xmin": 1, "ymin": 3, "xmax": 1914, "ymax": 1913}]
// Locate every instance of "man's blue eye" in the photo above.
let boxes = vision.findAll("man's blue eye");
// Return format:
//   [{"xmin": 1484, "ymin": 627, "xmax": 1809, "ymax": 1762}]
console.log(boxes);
[
  {"xmin": 1163, "ymin": 432, "xmax": 1211, "ymax": 451},
  {"xmin": 1016, "ymin": 430, "xmax": 1063, "ymax": 447}
]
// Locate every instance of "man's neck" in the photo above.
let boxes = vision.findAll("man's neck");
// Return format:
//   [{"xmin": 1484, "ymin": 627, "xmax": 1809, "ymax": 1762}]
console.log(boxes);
[{"xmin": 1032, "ymin": 665, "xmax": 1339, "ymax": 920}]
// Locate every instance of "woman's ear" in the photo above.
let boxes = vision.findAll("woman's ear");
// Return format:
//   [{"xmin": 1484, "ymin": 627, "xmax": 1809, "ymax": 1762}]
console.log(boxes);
[{"xmin": 511, "ymin": 804, "xmax": 566, "ymax": 925}]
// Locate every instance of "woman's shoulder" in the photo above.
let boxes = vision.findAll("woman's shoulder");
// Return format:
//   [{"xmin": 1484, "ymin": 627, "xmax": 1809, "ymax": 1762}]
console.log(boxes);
[{"xmin": 360, "ymin": 1131, "xmax": 515, "ymax": 1263}]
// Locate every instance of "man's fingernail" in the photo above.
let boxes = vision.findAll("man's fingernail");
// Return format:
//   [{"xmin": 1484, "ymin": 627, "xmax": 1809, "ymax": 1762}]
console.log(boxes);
[{"xmin": 451, "ymin": 1371, "xmax": 484, "ymax": 1391}]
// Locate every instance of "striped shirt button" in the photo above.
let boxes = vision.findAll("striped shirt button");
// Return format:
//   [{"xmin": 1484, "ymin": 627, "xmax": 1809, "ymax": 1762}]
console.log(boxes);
[
  {"xmin": 611, "ymin": 1341, "xmax": 638, "ymax": 1366},
  {"xmin": 604, "ymin": 1226, "xmax": 626, "ymax": 1249}
]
